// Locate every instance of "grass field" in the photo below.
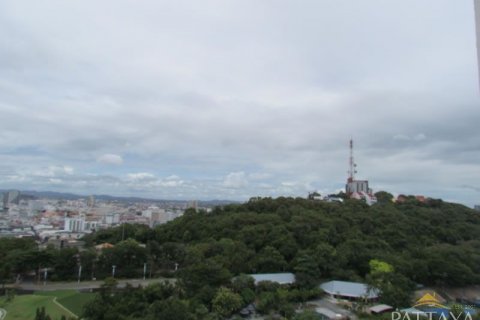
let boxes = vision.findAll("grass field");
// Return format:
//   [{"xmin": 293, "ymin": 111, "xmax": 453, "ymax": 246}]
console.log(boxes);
[
  {"xmin": 0, "ymin": 290, "xmax": 96, "ymax": 320},
  {"xmin": 37, "ymin": 290, "xmax": 96, "ymax": 317}
]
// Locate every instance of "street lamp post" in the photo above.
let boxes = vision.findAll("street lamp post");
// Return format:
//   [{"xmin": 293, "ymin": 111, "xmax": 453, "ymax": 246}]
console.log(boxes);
[
  {"xmin": 78, "ymin": 265, "xmax": 82, "ymax": 284},
  {"xmin": 43, "ymin": 268, "xmax": 48, "ymax": 286}
]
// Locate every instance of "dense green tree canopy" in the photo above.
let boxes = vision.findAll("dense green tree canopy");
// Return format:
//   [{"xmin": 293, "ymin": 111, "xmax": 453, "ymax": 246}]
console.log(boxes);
[{"xmin": 1, "ymin": 196, "xmax": 479, "ymax": 318}]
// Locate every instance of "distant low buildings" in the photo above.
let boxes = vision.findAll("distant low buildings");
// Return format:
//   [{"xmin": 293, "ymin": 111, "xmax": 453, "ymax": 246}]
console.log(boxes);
[
  {"xmin": 350, "ymin": 191, "xmax": 377, "ymax": 205},
  {"xmin": 395, "ymin": 195, "xmax": 429, "ymax": 203},
  {"xmin": 308, "ymin": 192, "xmax": 344, "ymax": 203},
  {"xmin": 0, "ymin": 192, "xmax": 192, "ymax": 240}
]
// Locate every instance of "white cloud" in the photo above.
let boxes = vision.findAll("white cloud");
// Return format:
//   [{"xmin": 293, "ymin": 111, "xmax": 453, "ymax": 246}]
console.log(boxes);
[
  {"xmin": 393, "ymin": 133, "xmax": 427, "ymax": 142},
  {"xmin": 223, "ymin": 171, "xmax": 248, "ymax": 188},
  {"xmin": 97, "ymin": 154, "xmax": 123, "ymax": 165},
  {"xmin": 248, "ymin": 172, "xmax": 271, "ymax": 181},
  {"xmin": 413, "ymin": 133, "xmax": 427, "ymax": 141},
  {"xmin": 159, "ymin": 178, "xmax": 184, "ymax": 187},
  {"xmin": 63, "ymin": 166, "xmax": 74, "ymax": 174},
  {"xmin": 126, "ymin": 172, "xmax": 155, "ymax": 181},
  {"xmin": 33, "ymin": 165, "xmax": 74, "ymax": 177}
]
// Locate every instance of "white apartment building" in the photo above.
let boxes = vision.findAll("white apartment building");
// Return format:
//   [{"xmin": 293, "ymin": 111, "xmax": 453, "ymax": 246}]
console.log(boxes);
[{"xmin": 64, "ymin": 217, "xmax": 85, "ymax": 232}]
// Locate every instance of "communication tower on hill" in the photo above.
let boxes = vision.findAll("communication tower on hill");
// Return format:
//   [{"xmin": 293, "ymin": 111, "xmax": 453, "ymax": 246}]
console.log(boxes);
[
  {"xmin": 347, "ymin": 139, "xmax": 357, "ymax": 183},
  {"xmin": 345, "ymin": 139, "xmax": 377, "ymax": 205}
]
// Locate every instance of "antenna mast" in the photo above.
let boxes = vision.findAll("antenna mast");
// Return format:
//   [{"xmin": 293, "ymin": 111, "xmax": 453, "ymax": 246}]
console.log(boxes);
[{"xmin": 348, "ymin": 139, "xmax": 357, "ymax": 182}]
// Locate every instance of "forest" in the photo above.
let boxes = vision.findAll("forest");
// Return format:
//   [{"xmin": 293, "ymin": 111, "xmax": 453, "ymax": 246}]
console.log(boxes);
[
  {"xmin": 83, "ymin": 194, "xmax": 480, "ymax": 287},
  {"xmin": 1, "ymin": 193, "xmax": 480, "ymax": 319}
]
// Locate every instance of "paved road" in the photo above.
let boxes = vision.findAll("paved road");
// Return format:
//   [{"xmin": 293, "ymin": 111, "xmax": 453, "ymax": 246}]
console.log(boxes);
[
  {"xmin": 9, "ymin": 278, "xmax": 176, "ymax": 291},
  {"xmin": 308, "ymin": 298, "xmax": 358, "ymax": 320}
]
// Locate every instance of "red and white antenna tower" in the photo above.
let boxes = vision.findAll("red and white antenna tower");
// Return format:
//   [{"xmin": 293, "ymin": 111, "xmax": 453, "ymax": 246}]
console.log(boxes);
[{"xmin": 347, "ymin": 138, "xmax": 357, "ymax": 183}]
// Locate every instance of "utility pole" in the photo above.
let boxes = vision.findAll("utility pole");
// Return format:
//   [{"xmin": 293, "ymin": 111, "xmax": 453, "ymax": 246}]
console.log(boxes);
[
  {"xmin": 43, "ymin": 269, "xmax": 48, "ymax": 286},
  {"xmin": 143, "ymin": 263, "xmax": 147, "ymax": 281},
  {"xmin": 112, "ymin": 265, "xmax": 116, "ymax": 278}
]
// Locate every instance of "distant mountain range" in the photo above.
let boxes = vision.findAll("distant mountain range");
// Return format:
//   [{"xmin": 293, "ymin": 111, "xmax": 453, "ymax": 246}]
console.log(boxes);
[{"xmin": 0, "ymin": 189, "xmax": 239, "ymax": 207}]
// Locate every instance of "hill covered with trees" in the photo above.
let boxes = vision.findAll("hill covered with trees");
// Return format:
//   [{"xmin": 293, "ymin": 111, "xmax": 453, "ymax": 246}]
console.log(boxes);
[{"xmin": 86, "ymin": 195, "xmax": 480, "ymax": 288}]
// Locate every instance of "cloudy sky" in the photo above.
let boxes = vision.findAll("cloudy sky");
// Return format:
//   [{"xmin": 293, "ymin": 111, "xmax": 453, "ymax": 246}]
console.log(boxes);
[{"xmin": 0, "ymin": 1, "xmax": 479, "ymax": 206}]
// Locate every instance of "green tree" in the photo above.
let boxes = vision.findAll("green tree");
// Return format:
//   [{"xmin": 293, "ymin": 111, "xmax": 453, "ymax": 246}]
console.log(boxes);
[
  {"xmin": 293, "ymin": 310, "xmax": 322, "ymax": 320},
  {"xmin": 294, "ymin": 251, "xmax": 321, "ymax": 288},
  {"xmin": 212, "ymin": 287, "xmax": 243, "ymax": 317},
  {"xmin": 231, "ymin": 274, "xmax": 255, "ymax": 293},
  {"xmin": 179, "ymin": 259, "xmax": 232, "ymax": 293},
  {"xmin": 367, "ymin": 260, "xmax": 413, "ymax": 307},
  {"xmin": 254, "ymin": 246, "xmax": 287, "ymax": 272},
  {"xmin": 34, "ymin": 307, "xmax": 52, "ymax": 320},
  {"xmin": 147, "ymin": 298, "xmax": 194, "ymax": 320},
  {"xmin": 374, "ymin": 191, "xmax": 394, "ymax": 204}
]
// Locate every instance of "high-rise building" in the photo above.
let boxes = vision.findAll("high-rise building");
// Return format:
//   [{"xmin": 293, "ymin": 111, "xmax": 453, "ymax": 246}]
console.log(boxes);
[
  {"xmin": 3, "ymin": 190, "xmax": 20, "ymax": 208},
  {"xmin": 64, "ymin": 216, "xmax": 85, "ymax": 232},
  {"xmin": 187, "ymin": 200, "xmax": 198, "ymax": 210},
  {"xmin": 87, "ymin": 195, "xmax": 95, "ymax": 208}
]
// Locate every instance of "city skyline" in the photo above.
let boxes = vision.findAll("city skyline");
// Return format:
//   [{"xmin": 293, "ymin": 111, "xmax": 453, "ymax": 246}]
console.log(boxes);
[{"xmin": 0, "ymin": 1, "xmax": 479, "ymax": 206}]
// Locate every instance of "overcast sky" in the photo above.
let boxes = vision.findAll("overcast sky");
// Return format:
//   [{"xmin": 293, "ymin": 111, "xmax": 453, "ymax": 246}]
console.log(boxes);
[{"xmin": 0, "ymin": 0, "xmax": 479, "ymax": 206}]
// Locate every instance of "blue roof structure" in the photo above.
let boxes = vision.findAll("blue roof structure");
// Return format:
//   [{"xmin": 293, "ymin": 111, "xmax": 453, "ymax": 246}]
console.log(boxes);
[
  {"xmin": 249, "ymin": 273, "xmax": 295, "ymax": 285},
  {"xmin": 320, "ymin": 280, "xmax": 379, "ymax": 299}
]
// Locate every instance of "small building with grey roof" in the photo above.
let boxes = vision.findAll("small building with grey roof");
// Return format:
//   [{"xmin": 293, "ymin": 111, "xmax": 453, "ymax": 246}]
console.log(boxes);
[
  {"xmin": 248, "ymin": 273, "xmax": 295, "ymax": 285},
  {"xmin": 315, "ymin": 307, "xmax": 346, "ymax": 320},
  {"xmin": 320, "ymin": 280, "xmax": 379, "ymax": 301}
]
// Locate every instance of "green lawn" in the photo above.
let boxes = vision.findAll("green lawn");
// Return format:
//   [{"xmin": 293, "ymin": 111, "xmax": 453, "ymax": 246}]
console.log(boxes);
[
  {"xmin": 0, "ymin": 290, "xmax": 96, "ymax": 320},
  {"xmin": 0, "ymin": 294, "xmax": 69, "ymax": 320}
]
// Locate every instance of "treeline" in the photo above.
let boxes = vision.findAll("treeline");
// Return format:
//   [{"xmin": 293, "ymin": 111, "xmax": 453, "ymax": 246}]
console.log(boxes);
[
  {"xmin": 85, "ymin": 195, "xmax": 480, "ymax": 287},
  {"xmin": 83, "ymin": 276, "xmax": 322, "ymax": 320}
]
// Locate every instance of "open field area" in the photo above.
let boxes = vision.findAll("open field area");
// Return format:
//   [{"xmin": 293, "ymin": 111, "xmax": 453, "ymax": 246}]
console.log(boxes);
[
  {"xmin": 0, "ymin": 290, "xmax": 96, "ymax": 320},
  {"xmin": 36, "ymin": 290, "xmax": 96, "ymax": 317}
]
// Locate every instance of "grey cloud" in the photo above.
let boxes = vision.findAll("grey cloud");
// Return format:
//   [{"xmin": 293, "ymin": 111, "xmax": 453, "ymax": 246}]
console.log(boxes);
[
  {"xmin": 97, "ymin": 154, "xmax": 124, "ymax": 165},
  {"xmin": 0, "ymin": 0, "xmax": 478, "ymax": 205}
]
